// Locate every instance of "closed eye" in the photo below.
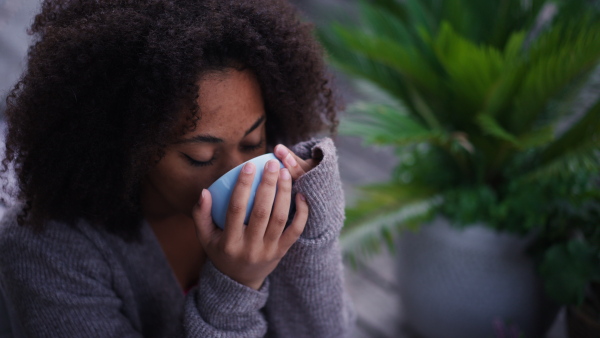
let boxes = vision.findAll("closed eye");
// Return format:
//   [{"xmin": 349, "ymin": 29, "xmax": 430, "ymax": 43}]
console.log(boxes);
[
  {"xmin": 241, "ymin": 139, "xmax": 264, "ymax": 152},
  {"xmin": 181, "ymin": 153, "xmax": 215, "ymax": 167}
]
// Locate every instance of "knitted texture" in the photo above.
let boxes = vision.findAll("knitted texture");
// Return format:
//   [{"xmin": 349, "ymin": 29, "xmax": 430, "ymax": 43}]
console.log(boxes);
[
  {"xmin": 0, "ymin": 137, "xmax": 354, "ymax": 337},
  {"xmin": 263, "ymin": 138, "xmax": 353, "ymax": 338}
]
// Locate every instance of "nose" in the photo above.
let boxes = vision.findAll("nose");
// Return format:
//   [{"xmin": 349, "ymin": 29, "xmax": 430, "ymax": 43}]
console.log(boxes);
[
  {"xmin": 222, "ymin": 151, "xmax": 246, "ymax": 174},
  {"xmin": 210, "ymin": 155, "xmax": 244, "ymax": 186}
]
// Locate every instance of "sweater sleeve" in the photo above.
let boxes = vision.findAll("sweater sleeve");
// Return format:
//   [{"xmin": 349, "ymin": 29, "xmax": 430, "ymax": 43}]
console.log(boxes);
[
  {"xmin": 181, "ymin": 261, "xmax": 269, "ymax": 337},
  {"xmin": 264, "ymin": 137, "xmax": 356, "ymax": 337}
]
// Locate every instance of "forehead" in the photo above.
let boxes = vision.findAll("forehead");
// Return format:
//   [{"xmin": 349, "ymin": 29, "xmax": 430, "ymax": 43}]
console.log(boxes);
[{"xmin": 188, "ymin": 68, "xmax": 265, "ymax": 137}]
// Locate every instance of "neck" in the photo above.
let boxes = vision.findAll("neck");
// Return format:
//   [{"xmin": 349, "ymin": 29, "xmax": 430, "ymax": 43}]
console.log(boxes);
[
  {"xmin": 147, "ymin": 211, "xmax": 204, "ymax": 291},
  {"xmin": 140, "ymin": 178, "xmax": 182, "ymax": 223}
]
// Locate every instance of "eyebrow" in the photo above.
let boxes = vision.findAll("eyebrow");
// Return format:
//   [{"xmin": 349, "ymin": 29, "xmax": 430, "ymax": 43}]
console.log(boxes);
[
  {"xmin": 179, "ymin": 134, "xmax": 223, "ymax": 144},
  {"xmin": 178, "ymin": 115, "xmax": 266, "ymax": 144},
  {"xmin": 244, "ymin": 115, "xmax": 266, "ymax": 137}
]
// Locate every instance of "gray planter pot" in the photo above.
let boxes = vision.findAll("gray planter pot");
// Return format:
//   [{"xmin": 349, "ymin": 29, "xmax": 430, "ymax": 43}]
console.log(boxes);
[{"xmin": 396, "ymin": 217, "xmax": 558, "ymax": 338}]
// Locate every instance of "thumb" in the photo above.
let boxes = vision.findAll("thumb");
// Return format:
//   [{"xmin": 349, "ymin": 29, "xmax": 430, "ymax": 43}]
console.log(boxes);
[{"xmin": 193, "ymin": 189, "xmax": 217, "ymax": 245}]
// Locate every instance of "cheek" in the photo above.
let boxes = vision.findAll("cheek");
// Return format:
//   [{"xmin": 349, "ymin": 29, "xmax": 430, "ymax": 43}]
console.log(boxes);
[
  {"xmin": 149, "ymin": 163, "xmax": 208, "ymax": 211},
  {"xmin": 176, "ymin": 172, "xmax": 213, "ymax": 210}
]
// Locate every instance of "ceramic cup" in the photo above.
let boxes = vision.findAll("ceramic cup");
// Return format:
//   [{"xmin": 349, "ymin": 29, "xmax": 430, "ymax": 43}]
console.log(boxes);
[{"xmin": 207, "ymin": 153, "xmax": 284, "ymax": 229}]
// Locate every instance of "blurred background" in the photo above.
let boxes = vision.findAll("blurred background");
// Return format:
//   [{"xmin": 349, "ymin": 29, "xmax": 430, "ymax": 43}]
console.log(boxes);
[{"xmin": 3, "ymin": 0, "xmax": 600, "ymax": 337}]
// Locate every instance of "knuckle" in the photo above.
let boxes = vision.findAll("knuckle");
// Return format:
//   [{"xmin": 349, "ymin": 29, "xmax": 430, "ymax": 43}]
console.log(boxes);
[
  {"xmin": 243, "ymin": 251, "xmax": 260, "ymax": 264},
  {"xmin": 265, "ymin": 248, "xmax": 279, "ymax": 261},
  {"xmin": 261, "ymin": 174, "xmax": 278, "ymax": 187},
  {"xmin": 228, "ymin": 202, "xmax": 245, "ymax": 215},
  {"xmin": 289, "ymin": 229, "xmax": 303, "ymax": 240},
  {"xmin": 219, "ymin": 242, "xmax": 234, "ymax": 256},
  {"xmin": 252, "ymin": 206, "xmax": 270, "ymax": 220},
  {"xmin": 237, "ymin": 177, "xmax": 253, "ymax": 188},
  {"xmin": 273, "ymin": 213, "xmax": 288, "ymax": 225},
  {"xmin": 289, "ymin": 223, "xmax": 305, "ymax": 238},
  {"xmin": 263, "ymin": 232, "xmax": 278, "ymax": 243},
  {"xmin": 278, "ymin": 181, "xmax": 292, "ymax": 193}
]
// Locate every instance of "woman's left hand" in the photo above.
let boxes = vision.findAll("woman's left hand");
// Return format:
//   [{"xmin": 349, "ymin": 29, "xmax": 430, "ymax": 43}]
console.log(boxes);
[{"xmin": 274, "ymin": 144, "xmax": 316, "ymax": 180}]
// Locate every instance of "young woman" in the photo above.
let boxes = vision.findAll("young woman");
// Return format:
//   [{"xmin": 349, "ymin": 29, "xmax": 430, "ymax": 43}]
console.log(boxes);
[{"xmin": 0, "ymin": 0, "xmax": 354, "ymax": 336}]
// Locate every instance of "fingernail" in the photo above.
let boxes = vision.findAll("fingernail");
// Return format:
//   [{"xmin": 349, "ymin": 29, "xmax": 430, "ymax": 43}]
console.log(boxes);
[
  {"xmin": 243, "ymin": 162, "xmax": 255, "ymax": 174},
  {"xmin": 199, "ymin": 189, "xmax": 205, "ymax": 205},
  {"xmin": 286, "ymin": 153, "xmax": 297, "ymax": 167},
  {"xmin": 280, "ymin": 168, "xmax": 290, "ymax": 180},
  {"xmin": 275, "ymin": 144, "xmax": 287, "ymax": 157},
  {"xmin": 298, "ymin": 193, "xmax": 306, "ymax": 201},
  {"xmin": 267, "ymin": 160, "xmax": 279, "ymax": 173}
]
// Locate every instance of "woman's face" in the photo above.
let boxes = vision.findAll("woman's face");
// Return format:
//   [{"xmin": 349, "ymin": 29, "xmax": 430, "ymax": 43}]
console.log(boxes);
[{"xmin": 142, "ymin": 68, "xmax": 267, "ymax": 220}]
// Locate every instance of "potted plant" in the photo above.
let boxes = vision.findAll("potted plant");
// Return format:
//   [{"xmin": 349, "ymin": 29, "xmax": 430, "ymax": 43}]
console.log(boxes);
[{"xmin": 318, "ymin": 0, "xmax": 600, "ymax": 336}]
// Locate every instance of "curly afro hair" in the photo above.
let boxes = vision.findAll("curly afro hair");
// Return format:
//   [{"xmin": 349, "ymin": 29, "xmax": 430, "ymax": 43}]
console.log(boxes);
[{"xmin": 2, "ymin": 0, "xmax": 340, "ymax": 240}]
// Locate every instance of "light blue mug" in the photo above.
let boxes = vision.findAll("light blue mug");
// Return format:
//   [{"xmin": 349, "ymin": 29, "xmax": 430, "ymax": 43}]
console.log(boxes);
[{"xmin": 207, "ymin": 153, "xmax": 285, "ymax": 229}]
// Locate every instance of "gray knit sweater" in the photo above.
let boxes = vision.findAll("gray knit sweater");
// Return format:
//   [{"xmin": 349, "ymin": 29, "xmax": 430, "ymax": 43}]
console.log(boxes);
[{"xmin": 0, "ymin": 138, "xmax": 355, "ymax": 337}]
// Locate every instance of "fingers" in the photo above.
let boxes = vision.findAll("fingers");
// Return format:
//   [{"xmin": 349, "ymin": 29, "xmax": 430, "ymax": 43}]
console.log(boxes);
[
  {"xmin": 263, "ymin": 168, "xmax": 292, "ymax": 242},
  {"xmin": 279, "ymin": 193, "xmax": 308, "ymax": 250},
  {"xmin": 193, "ymin": 189, "xmax": 218, "ymax": 247},
  {"xmin": 195, "ymin": 176, "xmax": 307, "ymax": 291},
  {"xmin": 246, "ymin": 160, "xmax": 281, "ymax": 241},
  {"xmin": 274, "ymin": 144, "xmax": 313, "ymax": 180},
  {"xmin": 224, "ymin": 162, "xmax": 255, "ymax": 240}
]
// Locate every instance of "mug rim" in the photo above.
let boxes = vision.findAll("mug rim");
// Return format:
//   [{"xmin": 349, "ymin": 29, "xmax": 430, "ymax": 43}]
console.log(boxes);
[{"xmin": 208, "ymin": 152, "xmax": 279, "ymax": 189}]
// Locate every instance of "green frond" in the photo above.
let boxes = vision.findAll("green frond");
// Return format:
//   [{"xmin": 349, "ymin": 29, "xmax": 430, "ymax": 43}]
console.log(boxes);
[
  {"xmin": 482, "ymin": 31, "xmax": 528, "ymax": 118},
  {"xmin": 539, "ymin": 240, "xmax": 600, "ymax": 305},
  {"xmin": 517, "ymin": 126, "xmax": 555, "ymax": 149},
  {"xmin": 341, "ymin": 197, "xmax": 442, "ymax": 261},
  {"xmin": 509, "ymin": 20, "xmax": 600, "ymax": 134},
  {"xmin": 340, "ymin": 103, "xmax": 440, "ymax": 146},
  {"xmin": 404, "ymin": 0, "xmax": 437, "ymax": 35},
  {"xmin": 503, "ymin": 30, "xmax": 528, "ymax": 60},
  {"xmin": 540, "ymin": 98, "xmax": 600, "ymax": 166},
  {"xmin": 433, "ymin": 0, "xmax": 497, "ymax": 43},
  {"xmin": 357, "ymin": 1, "xmax": 413, "ymax": 46},
  {"xmin": 345, "ymin": 181, "xmax": 436, "ymax": 226},
  {"xmin": 406, "ymin": 85, "xmax": 445, "ymax": 131},
  {"xmin": 329, "ymin": 24, "xmax": 441, "ymax": 97},
  {"xmin": 476, "ymin": 114, "xmax": 520, "ymax": 146},
  {"xmin": 433, "ymin": 22, "xmax": 506, "ymax": 117},
  {"xmin": 428, "ymin": 0, "xmax": 545, "ymax": 47},
  {"xmin": 317, "ymin": 28, "xmax": 417, "ymax": 114},
  {"xmin": 523, "ymin": 147, "xmax": 600, "ymax": 184},
  {"xmin": 555, "ymin": 0, "xmax": 600, "ymax": 23},
  {"xmin": 368, "ymin": 0, "xmax": 409, "ymax": 22}
]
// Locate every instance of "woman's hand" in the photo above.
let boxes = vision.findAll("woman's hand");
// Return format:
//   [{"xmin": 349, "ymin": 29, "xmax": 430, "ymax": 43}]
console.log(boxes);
[
  {"xmin": 274, "ymin": 144, "xmax": 318, "ymax": 180},
  {"xmin": 193, "ymin": 160, "xmax": 308, "ymax": 290}
]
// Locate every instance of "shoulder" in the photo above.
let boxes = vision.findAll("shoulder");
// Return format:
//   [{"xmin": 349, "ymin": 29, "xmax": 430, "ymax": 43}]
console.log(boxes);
[
  {"xmin": 0, "ymin": 204, "xmax": 112, "ymax": 281},
  {"xmin": 0, "ymin": 206, "xmax": 146, "ymax": 336},
  {"xmin": 0, "ymin": 204, "xmax": 99, "ymax": 251}
]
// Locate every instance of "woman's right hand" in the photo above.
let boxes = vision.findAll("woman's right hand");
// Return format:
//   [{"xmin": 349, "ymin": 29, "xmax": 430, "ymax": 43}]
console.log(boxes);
[{"xmin": 192, "ymin": 160, "xmax": 308, "ymax": 290}]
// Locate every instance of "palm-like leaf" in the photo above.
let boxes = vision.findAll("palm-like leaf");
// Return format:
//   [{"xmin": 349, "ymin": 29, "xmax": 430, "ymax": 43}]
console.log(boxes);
[
  {"xmin": 539, "ymin": 98, "xmax": 600, "ymax": 167},
  {"xmin": 320, "ymin": 0, "xmax": 600, "ymax": 305},
  {"xmin": 342, "ymin": 196, "xmax": 442, "ymax": 266},
  {"xmin": 339, "ymin": 103, "xmax": 442, "ymax": 146}
]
